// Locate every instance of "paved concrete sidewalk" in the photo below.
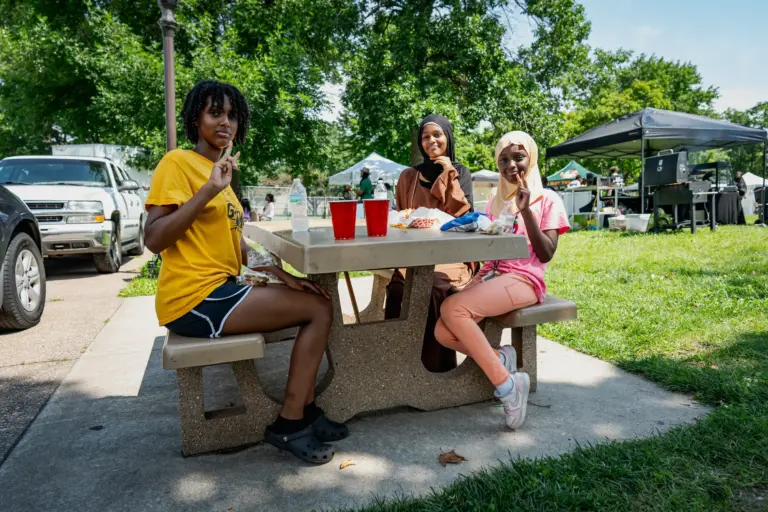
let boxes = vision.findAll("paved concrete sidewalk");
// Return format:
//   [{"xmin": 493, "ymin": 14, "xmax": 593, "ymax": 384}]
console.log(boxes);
[
  {"xmin": 0, "ymin": 252, "xmax": 150, "ymax": 462},
  {"xmin": 0, "ymin": 284, "xmax": 709, "ymax": 512}
]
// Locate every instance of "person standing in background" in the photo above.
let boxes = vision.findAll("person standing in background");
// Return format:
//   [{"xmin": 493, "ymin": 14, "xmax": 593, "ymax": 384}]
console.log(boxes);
[
  {"xmin": 357, "ymin": 168, "xmax": 374, "ymax": 200},
  {"xmin": 735, "ymin": 171, "xmax": 747, "ymax": 198},
  {"xmin": 261, "ymin": 193, "xmax": 275, "ymax": 221}
]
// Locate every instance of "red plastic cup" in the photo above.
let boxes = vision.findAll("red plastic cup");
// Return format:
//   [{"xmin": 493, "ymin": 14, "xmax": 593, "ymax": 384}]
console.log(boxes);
[
  {"xmin": 363, "ymin": 199, "xmax": 389, "ymax": 237},
  {"xmin": 329, "ymin": 200, "xmax": 357, "ymax": 240}
]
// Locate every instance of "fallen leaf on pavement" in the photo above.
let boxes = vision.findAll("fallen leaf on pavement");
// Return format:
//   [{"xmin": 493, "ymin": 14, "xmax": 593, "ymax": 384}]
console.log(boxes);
[
  {"xmin": 339, "ymin": 460, "xmax": 356, "ymax": 470},
  {"xmin": 439, "ymin": 450, "xmax": 466, "ymax": 466}
]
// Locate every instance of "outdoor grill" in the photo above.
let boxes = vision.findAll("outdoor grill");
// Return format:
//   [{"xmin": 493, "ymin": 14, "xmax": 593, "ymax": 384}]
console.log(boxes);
[{"xmin": 646, "ymin": 153, "xmax": 716, "ymax": 233}]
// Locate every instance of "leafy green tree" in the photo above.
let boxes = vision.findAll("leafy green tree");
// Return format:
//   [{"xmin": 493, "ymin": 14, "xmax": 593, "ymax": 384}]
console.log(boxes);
[
  {"xmin": 342, "ymin": 0, "xmax": 590, "ymax": 170},
  {"xmin": 0, "ymin": 0, "xmax": 359, "ymax": 183},
  {"xmin": 722, "ymin": 103, "xmax": 768, "ymax": 176}
]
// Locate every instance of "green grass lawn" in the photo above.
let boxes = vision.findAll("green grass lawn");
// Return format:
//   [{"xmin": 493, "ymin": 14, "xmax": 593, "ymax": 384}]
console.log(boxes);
[
  {"xmin": 119, "ymin": 258, "xmax": 160, "ymax": 298},
  {"xmin": 350, "ymin": 226, "xmax": 768, "ymax": 512}
]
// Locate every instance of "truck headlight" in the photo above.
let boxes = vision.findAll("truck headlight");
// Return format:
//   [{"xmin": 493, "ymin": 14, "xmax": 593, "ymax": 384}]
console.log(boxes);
[
  {"xmin": 66, "ymin": 201, "xmax": 105, "ymax": 223},
  {"xmin": 67, "ymin": 200, "xmax": 103, "ymax": 212}
]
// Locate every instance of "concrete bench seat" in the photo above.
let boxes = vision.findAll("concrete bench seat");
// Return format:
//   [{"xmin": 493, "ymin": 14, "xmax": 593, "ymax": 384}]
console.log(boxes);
[
  {"xmin": 162, "ymin": 332, "xmax": 266, "ymax": 370},
  {"xmin": 482, "ymin": 295, "xmax": 577, "ymax": 392},
  {"xmin": 162, "ymin": 331, "xmax": 280, "ymax": 456}
]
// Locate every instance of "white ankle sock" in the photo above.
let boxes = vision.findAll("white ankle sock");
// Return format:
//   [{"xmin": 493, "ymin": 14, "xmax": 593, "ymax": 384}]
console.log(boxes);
[{"xmin": 494, "ymin": 376, "xmax": 516, "ymax": 398}]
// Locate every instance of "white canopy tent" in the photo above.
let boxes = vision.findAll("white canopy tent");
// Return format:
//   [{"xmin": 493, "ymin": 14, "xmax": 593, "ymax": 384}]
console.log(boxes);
[
  {"xmin": 741, "ymin": 172, "xmax": 764, "ymax": 214},
  {"xmin": 328, "ymin": 152, "xmax": 408, "ymax": 186},
  {"xmin": 471, "ymin": 170, "xmax": 499, "ymax": 182}
]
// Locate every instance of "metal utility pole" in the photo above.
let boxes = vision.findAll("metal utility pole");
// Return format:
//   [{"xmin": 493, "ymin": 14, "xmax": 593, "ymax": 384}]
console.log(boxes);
[
  {"xmin": 158, "ymin": 1, "xmax": 179, "ymax": 152},
  {"xmin": 761, "ymin": 140, "xmax": 767, "ymax": 225},
  {"xmin": 640, "ymin": 134, "xmax": 645, "ymax": 214}
]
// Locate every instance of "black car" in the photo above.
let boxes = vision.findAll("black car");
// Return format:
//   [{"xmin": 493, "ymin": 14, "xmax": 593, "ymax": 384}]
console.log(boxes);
[{"xmin": 0, "ymin": 186, "xmax": 46, "ymax": 329}]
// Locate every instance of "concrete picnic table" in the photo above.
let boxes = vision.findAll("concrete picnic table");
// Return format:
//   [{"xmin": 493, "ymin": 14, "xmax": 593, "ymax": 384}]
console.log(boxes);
[{"xmin": 243, "ymin": 220, "xmax": 529, "ymax": 422}]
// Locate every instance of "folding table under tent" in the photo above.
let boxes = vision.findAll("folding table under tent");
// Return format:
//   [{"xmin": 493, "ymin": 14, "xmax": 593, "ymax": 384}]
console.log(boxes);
[{"xmin": 545, "ymin": 108, "xmax": 767, "ymax": 221}]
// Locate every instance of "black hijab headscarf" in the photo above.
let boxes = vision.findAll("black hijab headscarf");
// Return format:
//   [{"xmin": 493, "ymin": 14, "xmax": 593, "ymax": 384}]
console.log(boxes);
[{"xmin": 414, "ymin": 115, "xmax": 473, "ymax": 208}]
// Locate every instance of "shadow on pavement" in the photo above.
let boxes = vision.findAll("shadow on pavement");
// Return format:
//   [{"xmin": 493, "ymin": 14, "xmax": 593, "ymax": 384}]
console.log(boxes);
[
  {"xmin": 0, "ymin": 329, "xmax": 711, "ymax": 512},
  {"xmin": 43, "ymin": 255, "xmax": 144, "ymax": 282}
]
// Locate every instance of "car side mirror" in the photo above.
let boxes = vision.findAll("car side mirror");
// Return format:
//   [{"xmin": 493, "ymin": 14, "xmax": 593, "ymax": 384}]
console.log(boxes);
[{"xmin": 118, "ymin": 180, "xmax": 140, "ymax": 192}]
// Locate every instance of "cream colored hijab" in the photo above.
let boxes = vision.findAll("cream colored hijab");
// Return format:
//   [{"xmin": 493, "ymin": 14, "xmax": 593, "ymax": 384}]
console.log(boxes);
[{"xmin": 490, "ymin": 131, "xmax": 544, "ymax": 217}]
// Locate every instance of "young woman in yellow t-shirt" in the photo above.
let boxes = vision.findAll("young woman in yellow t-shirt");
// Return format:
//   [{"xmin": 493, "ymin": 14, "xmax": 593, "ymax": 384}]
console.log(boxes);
[{"xmin": 145, "ymin": 81, "xmax": 343, "ymax": 464}]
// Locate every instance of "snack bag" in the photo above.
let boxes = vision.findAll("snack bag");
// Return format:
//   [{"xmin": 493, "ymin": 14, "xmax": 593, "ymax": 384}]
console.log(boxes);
[
  {"xmin": 407, "ymin": 207, "xmax": 453, "ymax": 229},
  {"xmin": 409, "ymin": 217, "xmax": 438, "ymax": 229},
  {"xmin": 440, "ymin": 212, "xmax": 491, "ymax": 233},
  {"xmin": 237, "ymin": 269, "xmax": 271, "ymax": 287}
]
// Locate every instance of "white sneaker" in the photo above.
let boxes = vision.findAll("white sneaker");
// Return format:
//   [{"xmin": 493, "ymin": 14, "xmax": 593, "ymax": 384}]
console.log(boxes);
[
  {"xmin": 500, "ymin": 372, "xmax": 530, "ymax": 430},
  {"xmin": 499, "ymin": 345, "xmax": 517, "ymax": 374}
]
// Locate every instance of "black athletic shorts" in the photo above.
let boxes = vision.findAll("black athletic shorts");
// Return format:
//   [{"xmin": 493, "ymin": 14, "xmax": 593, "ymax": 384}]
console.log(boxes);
[{"xmin": 165, "ymin": 278, "xmax": 251, "ymax": 338}]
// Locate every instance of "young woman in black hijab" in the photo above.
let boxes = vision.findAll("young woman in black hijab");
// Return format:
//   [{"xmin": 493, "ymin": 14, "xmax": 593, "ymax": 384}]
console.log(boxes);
[
  {"xmin": 386, "ymin": 114, "xmax": 476, "ymax": 373},
  {"xmin": 407, "ymin": 114, "xmax": 474, "ymax": 209}
]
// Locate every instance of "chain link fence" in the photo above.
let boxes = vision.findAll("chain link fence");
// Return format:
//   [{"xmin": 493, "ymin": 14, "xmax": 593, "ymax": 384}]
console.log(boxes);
[{"xmin": 241, "ymin": 186, "xmax": 342, "ymax": 218}]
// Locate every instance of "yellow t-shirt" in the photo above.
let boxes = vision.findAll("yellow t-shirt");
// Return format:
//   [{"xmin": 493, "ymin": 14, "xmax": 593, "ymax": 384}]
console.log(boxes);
[{"xmin": 146, "ymin": 149, "xmax": 244, "ymax": 325}]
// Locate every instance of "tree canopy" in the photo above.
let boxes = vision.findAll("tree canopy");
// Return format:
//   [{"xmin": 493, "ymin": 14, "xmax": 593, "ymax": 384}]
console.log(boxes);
[{"xmin": 0, "ymin": 0, "xmax": 763, "ymax": 186}]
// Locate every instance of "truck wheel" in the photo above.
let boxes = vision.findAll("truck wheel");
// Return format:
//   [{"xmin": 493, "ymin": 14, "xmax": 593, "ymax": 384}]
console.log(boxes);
[
  {"xmin": 93, "ymin": 225, "xmax": 122, "ymax": 274},
  {"xmin": 0, "ymin": 233, "xmax": 46, "ymax": 330},
  {"xmin": 127, "ymin": 223, "xmax": 145, "ymax": 257}
]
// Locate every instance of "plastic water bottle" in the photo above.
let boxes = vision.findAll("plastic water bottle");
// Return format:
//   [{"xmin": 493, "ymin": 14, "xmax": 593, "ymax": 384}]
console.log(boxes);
[
  {"xmin": 374, "ymin": 179, "xmax": 388, "ymax": 200},
  {"xmin": 289, "ymin": 178, "xmax": 309, "ymax": 232}
]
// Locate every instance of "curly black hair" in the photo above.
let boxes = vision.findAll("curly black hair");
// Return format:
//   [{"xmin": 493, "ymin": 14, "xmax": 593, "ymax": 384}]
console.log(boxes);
[{"xmin": 181, "ymin": 80, "xmax": 250, "ymax": 145}]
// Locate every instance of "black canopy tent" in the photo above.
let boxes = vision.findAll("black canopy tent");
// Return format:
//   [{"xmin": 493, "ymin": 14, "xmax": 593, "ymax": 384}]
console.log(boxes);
[{"xmin": 545, "ymin": 108, "xmax": 767, "ymax": 220}]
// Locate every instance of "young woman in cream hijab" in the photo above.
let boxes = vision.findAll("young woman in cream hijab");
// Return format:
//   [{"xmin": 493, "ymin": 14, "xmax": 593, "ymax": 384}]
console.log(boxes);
[{"xmin": 435, "ymin": 131, "xmax": 570, "ymax": 431}]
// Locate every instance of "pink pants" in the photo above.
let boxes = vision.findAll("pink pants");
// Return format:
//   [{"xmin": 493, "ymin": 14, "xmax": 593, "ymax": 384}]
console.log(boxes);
[{"xmin": 435, "ymin": 273, "xmax": 538, "ymax": 386}]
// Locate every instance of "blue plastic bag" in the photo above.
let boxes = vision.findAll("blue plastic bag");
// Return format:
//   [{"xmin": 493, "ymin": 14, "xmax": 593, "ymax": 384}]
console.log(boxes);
[{"xmin": 440, "ymin": 212, "xmax": 491, "ymax": 232}]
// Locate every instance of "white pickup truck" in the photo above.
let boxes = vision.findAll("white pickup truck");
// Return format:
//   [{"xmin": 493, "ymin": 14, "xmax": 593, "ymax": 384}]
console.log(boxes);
[{"xmin": 0, "ymin": 155, "xmax": 145, "ymax": 273}]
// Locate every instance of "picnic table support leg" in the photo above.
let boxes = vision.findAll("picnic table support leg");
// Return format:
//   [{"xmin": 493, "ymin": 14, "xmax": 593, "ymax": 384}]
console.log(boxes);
[
  {"xmin": 483, "ymin": 321, "xmax": 538, "ymax": 392},
  {"xmin": 176, "ymin": 367, "xmax": 205, "ymax": 456},
  {"xmin": 175, "ymin": 360, "xmax": 281, "ymax": 456},
  {"xmin": 344, "ymin": 272, "xmax": 361, "ymax": 324},
  {"xmin": 358, "ymin": 271, "xmax": 390, "ymax": 322},
  {"xmin": 512, "ymin": 326, "xmax": 538, "ymax": 392},
  {"xmin": 312, "ymin": 266, "xmax": 496, "ymax": 423}
]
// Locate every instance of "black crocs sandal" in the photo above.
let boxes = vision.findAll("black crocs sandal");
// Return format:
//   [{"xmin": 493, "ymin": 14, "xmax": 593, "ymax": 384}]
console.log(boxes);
[
  {"xmin": 310, "ymin": 414, "xmax": 349, "ymax": 442},
  {"xmin": 264, "ymin": 426, "xmax": 335, "ymax": 464}
]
